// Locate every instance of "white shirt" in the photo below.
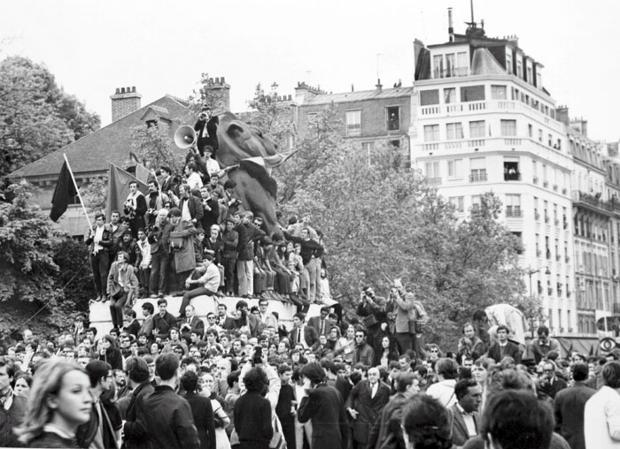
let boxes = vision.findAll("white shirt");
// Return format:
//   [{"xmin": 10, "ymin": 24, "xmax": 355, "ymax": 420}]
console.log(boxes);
[
  {"xmin": 187, "ymin": 172, "xmax": 203, "ymax": 191},
  {"xmin": 93, "ymin": 225, "xmax": 105, "ymax": 254},
  {"xmin": 426, "ymin": 379, "xmax": 457, "ymax": 408},
  {"xmin": 206, "ymin": 158, "xmax": 221, "ymax": 177},
  {"xmin": 137, "ymin": 238, "xmax": 151, "ymax": 268},
  {"xmin": 197, "ymin": 262, "xmax": 221, "ymax": 292},
  {"xmin": 181, "ymin": 199, "xmax": 192, "ymax": 222},
  {"xmin": 584, "ymin": 385, "xmax": 620, "ymax": 449},
  {"xmin": 456, "ymin": 403, "xmax": 477, "ymax": 437},
  {"xmin": 370, "ymin": 382, "xmax": 378, "ymax": 399}
]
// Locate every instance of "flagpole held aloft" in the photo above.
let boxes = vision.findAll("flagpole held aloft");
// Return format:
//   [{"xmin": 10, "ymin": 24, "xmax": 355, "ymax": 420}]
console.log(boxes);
[{"xmin": 63, "ymin": 153, "xmax": 93, "ymax": 230}]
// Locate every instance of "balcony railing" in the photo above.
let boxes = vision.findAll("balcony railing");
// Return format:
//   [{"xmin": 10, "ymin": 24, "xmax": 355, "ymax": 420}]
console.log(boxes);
[{"xmin": 417, "ymin": 99, "xmax": 565, "ymax": 132}]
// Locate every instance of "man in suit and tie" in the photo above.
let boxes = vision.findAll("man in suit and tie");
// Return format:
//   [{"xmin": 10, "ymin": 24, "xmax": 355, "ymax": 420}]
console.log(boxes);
[
  {"xmin": 307, "ymin": 306, "xmax": 332, "ymax": 337},
  {"xmin": 486, "ymin": 325, "xmax": 522, "ymax": 364},
  {"xmin": 449, "ymin": 378, "xmax": 482, "ymax": 448},
  {"xmin": 347, "ymin": 366, "xmax": 391, "ymax": 449},
  {"xmin": 179, "ymin": 304, "xmax": 205, "ymax": 342},
  {"xmin": 288, "ymin": 313, "xmax": 318, "ymax": 348},
  {"xmin": 216, "ymin": 303, "xmax": 236, "ymax": 330}
]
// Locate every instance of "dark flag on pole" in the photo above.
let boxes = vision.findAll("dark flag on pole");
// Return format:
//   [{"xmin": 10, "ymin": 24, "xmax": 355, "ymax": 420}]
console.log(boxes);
[
  {"xmin": 49, "ymin": 161, "xmax": 78, "ymax": 222},
  {"xmin": 105, "ymin": 163, "xmax": 148, "ymax": 220}
]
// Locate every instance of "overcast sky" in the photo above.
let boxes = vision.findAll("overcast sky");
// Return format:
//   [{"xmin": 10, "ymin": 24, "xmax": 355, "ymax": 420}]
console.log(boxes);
[{"xmin": 1, "ymin": 0, "xmax": 618, "ymax": 141}]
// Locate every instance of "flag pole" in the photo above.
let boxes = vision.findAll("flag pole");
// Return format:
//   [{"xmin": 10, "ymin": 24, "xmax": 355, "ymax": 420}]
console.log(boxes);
[{"xmin": 63, "ymin": 153, "xmax": 93, "ymax": 230}]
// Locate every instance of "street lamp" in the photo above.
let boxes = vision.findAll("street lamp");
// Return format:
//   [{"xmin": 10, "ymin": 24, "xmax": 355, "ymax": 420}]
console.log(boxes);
[{"xmin": 528, "ymin": 268, "xmax": 540, "ymax": 338}]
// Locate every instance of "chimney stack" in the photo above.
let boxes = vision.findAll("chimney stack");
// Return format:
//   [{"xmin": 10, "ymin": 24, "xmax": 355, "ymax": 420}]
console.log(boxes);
[
  {"xmin": 375, "ymin": 78, "xmax": 382, "ymax": 91},
  {"xmin": 110, "ymin": 86, "xmax": 142, "ymax": 122},
  {"xmin": 555, "ymin": 106, "xmax": 569, "ymax": 126},
  {"xmin": 203, "ymin": 76, "xmax": 231, "ymax": 112},
  {"xmin": 448, "ymin": 8, "xmax": 454, "ymax": 42}
]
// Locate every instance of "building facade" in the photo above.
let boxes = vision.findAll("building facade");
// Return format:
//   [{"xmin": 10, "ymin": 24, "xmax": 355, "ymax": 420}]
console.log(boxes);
[
  {"xmin": 294, "ymin": 81, "xmax": 412, "ymax": 166},
  {"xmin": 410, "ymin": 22, "xmax": 576, "ymax": 336}
]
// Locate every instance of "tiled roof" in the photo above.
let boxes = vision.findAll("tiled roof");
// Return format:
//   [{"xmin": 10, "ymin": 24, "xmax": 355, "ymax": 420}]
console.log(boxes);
[
  {"xmin": 303, "ymin": 86, "xmax": 413, "ymax": 106},
  {"xmin": 9, "ymin": 95, "xmax": 194, "ymax": 179}
]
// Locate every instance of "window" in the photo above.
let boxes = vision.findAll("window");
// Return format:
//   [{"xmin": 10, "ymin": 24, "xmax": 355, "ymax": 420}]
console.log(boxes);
[
  {"xmin": 423, "ymin": 125, "xmax": 440, "ymax": 142},
  {"xmin": 504, "ymin": 161, "xmax": 520, "ymax": 181},
  {"xmin": 386, "ymin": 107, "xmax": 400, "ymax": 131},
  {"xmin": 471, "ymin": 195, "xmax": 482, "ymax": 211},
  {"xmin": 491, "ymin": 85, "xmax": 507, "ymax": 99},
  {"xmin": 516, "ymin": 59, "xmax": 523, "ymax": 78},
  {"xmin": 445, "ymin": 53, "xmax": 455, "ymax": 77},
  {"xmin": 449, "ymin": 196, "xmax": 464, "ymax": 212},
  {"xmin": 456, "ymin": 52, "xmax": 468, "ymax": 75},
  {"xmin": 446, "ymin": 122, "xmax": 464, "ymax": 140},
  {"xmin": 460, "ymin": 85, "xmax": 485, "ymax": 102},
  {"xmin": 470, "ymin": 157, "xmax": 487, "ymax": 182},
  {"xmin": 448, "ymin": 159, "xmax": 463, "ymax": 179},
  {"xmin": 500, "ymin": 119, "xmax": 517, "ymax": 136},
  {"xmin": 528, "ymin": 124, "xmax": 533, "ymax": 138},
  {"xmin": 420, "ymin": 89, "xmax": 440, "ymax": 106},
  {"xmin": 433, "ymin": 55, "xmax": 444, "ymax": 78},
  {"xmin": 469, "ymin": 120, "xmax": 485, "ymax": 138},
  {"xmin": 361, "ymin": 141, "xmax": 375, "ymax": 156},
  {"xmin": 444, "ymin": 88, "xmax": 457, "ymax": 103},
  {"xmin": 425, "ymin": 161, "xmax": 440, "ymax": 182},
  {"xmin": 506, "ymin": 194, "xmax": 521, "ymax": 217},
  {"xmin": 505, "ymin": 52, "xmax": 513, "ymax": 74},
  {"xmin": 389, "ymin": 139, "xmax": 400, "ymax": 148},
  {"xmin": 345, "ymin": 110, "xmax": 361, "ymax": 136},
  {"xmin": 527, "ymin": 66, "xmax": 533, "ymax": 84},
  {"xmin": 538, "ymin": 129, "xmax": 543, "ymax": 142}
]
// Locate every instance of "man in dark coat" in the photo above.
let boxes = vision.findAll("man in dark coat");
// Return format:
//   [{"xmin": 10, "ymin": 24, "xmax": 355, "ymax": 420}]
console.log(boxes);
[
  {"xmin": 122, "ymin": 357, "xmax": 155, "ymax": 449},
  {"xmin": 347, "ymin": 366, "xmax": 391, "ymax": 449},
  {"xmin": 194, "ymin": 107, "xmax": 219, "ymax": 157},
  {"xmin": 486, "ymin": 325, "xmax": 522, "ymax": 364},
  {"xmin": 554, "ymin": 363, "xmax": 595, "ymax": 449},
  {"xmin": 234, "ymin": 367, "xmax": 273, "ymax": 449},
  {"xmin": 275, "ymin": 365, "xmax": 296, "ymax": 449},
  {"xmin": 142, "ymin": 353, "xmax": 200, "ymax": 449},
  {"xmin": 288, "ymin": 313, "xmax": 318, "ymax": 348},
  {"xmin": 298, "ymin": 363, "xmax": 349, "ymax": 449},
  {"xmin": 367, "ymin": 372, "xmax": 417, "ymax": 449},
  {"xmin": 181, "ymin": 371, "xmax": 216, "ymax": 449}
]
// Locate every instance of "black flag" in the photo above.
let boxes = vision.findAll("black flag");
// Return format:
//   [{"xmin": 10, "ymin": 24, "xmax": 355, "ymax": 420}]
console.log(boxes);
[{"xmin": 49, "ymin": 161, "xmax": 77, "ymax": 222}]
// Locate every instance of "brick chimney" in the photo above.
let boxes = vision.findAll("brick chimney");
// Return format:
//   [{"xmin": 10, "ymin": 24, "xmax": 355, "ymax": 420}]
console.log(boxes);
[
  {"xmin": 203, "ymin": 76, "xmax": 231, "ymax": 112},
  {"xmin": 110, "ymin": 86, "xmax": 142, "ymax": 122},
  {"xmin": 555, "ymin": 105, "xmax": 569, "ymax": 126}
]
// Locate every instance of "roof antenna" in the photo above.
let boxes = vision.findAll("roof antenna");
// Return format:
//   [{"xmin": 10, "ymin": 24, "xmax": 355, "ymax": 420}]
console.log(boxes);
[{"xmin": 470, "ymin": 0, "xmax": 475, "ymax": 26}]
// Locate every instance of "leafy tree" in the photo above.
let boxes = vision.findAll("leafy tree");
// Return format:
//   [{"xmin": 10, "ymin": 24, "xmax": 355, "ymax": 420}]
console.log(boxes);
[
  {"xmin": 0, "ymin": 183, "xmax": 90, "ymax": 339},
  {"xmin": 130, "ymin": 125, "xmax": 184, "ymax": 175},
  {"xmin": 279, "ymin": 115, "xmax": 527, "ymax": 348},
  {"xmin": 82, "ymin": 176, "xmax": 108, "ymax": 213},
  {"xmin": 0, "ymin": 56, "xmax": 100, "ymax": 176}
]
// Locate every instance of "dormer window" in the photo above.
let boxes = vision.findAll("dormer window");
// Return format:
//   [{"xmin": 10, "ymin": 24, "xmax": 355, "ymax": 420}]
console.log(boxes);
[{"xmin": 146, "ymin": 119, "xmax": 158, "ymax": 128}]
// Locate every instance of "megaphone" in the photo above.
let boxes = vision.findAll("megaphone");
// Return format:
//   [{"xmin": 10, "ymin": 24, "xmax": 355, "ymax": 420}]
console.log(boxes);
[{"xmin": 174, "ymin": 125, "xmax": 197, "ymax": 150}]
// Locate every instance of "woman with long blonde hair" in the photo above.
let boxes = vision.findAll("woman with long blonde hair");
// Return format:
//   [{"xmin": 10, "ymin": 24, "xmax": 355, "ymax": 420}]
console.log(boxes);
[{"xmin": 14, "ymin": 358, "xmax": 92, "ymax": 448}]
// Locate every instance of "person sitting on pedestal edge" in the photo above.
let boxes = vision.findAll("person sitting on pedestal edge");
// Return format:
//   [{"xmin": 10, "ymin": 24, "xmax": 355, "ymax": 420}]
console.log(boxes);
[{"xmin": 178, "ymin": 250, "xmax": 221, "ymax": 318}]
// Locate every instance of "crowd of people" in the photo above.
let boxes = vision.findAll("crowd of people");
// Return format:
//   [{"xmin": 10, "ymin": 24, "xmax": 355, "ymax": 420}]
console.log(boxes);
[
  {"xmin": 1, "ymin": 282, "xmax": 619, "ymax": 449},
  {"xmin": 2, "ymin": 109, "xmax": 617, "ymax": 448},
  {"xmin": 86, "ymin": 107, "xmax": 330, "ymax": 331}
]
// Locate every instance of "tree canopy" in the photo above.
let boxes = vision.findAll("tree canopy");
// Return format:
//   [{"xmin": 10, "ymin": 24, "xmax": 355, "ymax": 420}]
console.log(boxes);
[
  {"xmin": 0, "ymin": 183, "xmax": 91, "ymax": 339},
  {"xmin": 0, "ymin": 56, "xmax": 100, "ymax": 176},
  {"xmin": 263, "ymin": 101, "xmax": 528, "ymax": 347}
]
